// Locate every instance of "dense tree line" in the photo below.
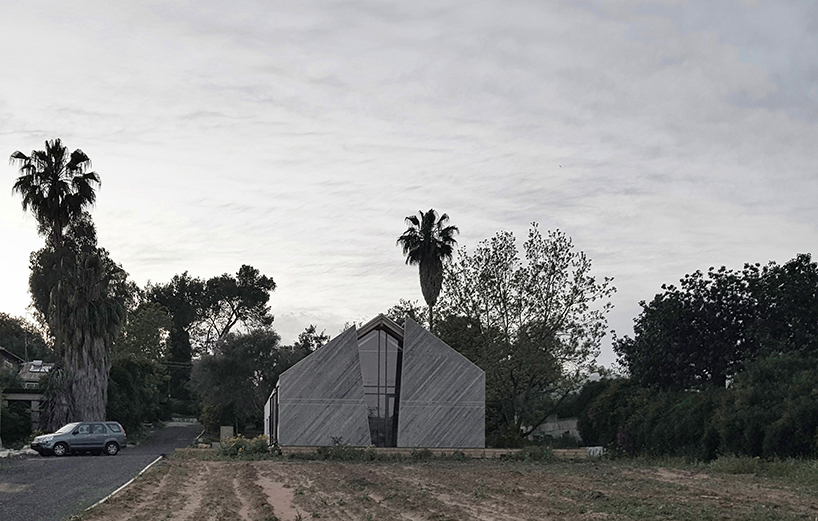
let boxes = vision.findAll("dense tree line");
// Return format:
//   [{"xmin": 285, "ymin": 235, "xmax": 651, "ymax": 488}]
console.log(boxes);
[
  {"xmin": 578, "ymin": 253, "xmax": 818, "ymax": 459},
  {"xmin": 8, "ymin": 138, "xmax": 292, "ymax": 436},
  {"xmin": 14, "ymin": 140, "xmax": 810, "ymax": 457},
  {"xmin": 578, "ymin": 355, "xmax": 818, "ymax": 459}
]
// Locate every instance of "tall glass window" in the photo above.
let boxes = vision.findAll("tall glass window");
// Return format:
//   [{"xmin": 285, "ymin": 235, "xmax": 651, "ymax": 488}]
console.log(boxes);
[{"xmin": 357, "ymin": 329, "xmax": 402, "ymax": 447}]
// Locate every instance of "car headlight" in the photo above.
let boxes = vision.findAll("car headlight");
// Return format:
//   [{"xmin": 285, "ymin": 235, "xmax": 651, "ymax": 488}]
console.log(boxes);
[{"xmin": 42, "ymin": 436, "xmax": 54, "ymax": 443}]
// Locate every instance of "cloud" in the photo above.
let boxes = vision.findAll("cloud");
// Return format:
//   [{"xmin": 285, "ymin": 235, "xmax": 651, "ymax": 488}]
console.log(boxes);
[{"xmin": 1, "ymin": 0, "xmax": 816, "ymax": 367}]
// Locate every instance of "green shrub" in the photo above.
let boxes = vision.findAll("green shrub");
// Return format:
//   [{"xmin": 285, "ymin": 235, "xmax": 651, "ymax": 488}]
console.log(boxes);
[
  {"xmin": 199, "ymin": 403, "xmax": 223, "ymax": 434},
  {"xmin": 1, "ymin": 400, "xmax": 32, "ymax": 447},
  {"xmin": 219, "ymin": 434, "xmax": 271, "ymax": 457},
  {"xmin": 714, "ymin": 355, "xmax": 818, "ymax": 458}
]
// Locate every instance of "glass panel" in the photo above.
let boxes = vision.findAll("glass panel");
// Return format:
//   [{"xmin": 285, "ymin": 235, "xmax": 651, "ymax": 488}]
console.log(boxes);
[
  {"xmin": 386, "ymin": 335, "xmax": 399, "ymax": 386},
  {"xmin": 358, "ymin": 331, "xmax": 380, "ymax": 387},
  {"xmin": 358, "ymin": 327, "xmax": 402, "ymax": 447}
]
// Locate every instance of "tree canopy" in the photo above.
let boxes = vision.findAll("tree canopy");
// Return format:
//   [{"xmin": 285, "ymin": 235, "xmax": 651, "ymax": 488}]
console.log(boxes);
[
  {"xmin": 614, "ymin": 253, "xmax": 818, "ymax": 390},
  {"xmin": 197, "ymin": 264, "xmax": 276, "ymax": 352},
  {"xmin": 437, "ymin": 224, "xmax": 615, "ymax": 444},
  {"xmin": 146, "ymin": 265, "xmax": 275, "ymax": 413},
  {"xmin": 11, "ymin": 138, "xmax": 100, "ymax": 248}
]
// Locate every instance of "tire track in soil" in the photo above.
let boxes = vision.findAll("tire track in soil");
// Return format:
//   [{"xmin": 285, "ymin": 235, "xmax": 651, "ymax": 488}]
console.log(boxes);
[
  {"xmin": 255, "ymin": 470, "xmax": 303, "ymax": 521},
  {"xmin": 192, "ymin": 461, "xmax": 246, "ymax": 520},
  {"xmin": 131, "ymin": 460, "xmax": 208, "ymax": 521},
  {"xmin": 235, "ymin": 463, "xmax": 282, "ymax": 521},
  {"xmin": 175, "ymin": 461, "xmax": 209, "ymax": 521},
  {"xmin": 232, "ymin": 476, "xmax": 251, "ymax": 521},
  {"xmin": 115, "ymin": 462, "xmax": 174, "ymax": 521},
  {"xmin": 88, "ymin": 461, "xmax": 172, "ymax": 521}
]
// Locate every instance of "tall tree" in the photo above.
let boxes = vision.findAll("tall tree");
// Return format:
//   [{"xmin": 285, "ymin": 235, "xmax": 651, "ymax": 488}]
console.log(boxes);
[
  {"xmin": 396, "ymin": 209, "xmax": 459, "ymax": 330},
  {"xmin": 10, "ymin": 138, "xmax": 100, "ymax": 248},
  {"xmin": 146, "ymin": 265, "xmax": 275, "ymax": 412},
  {"xmin": 11, "ymin": 140, "xmax": 128, "ymax": 430},
  {"xmin": 754, "ymin": 253, "xmax": 818, "ymax": 357},
  {"xmin": 146, "ymin": 272, "xmax": 205, "ymax": 409},
  {"xmin": 437, "ymin": 224, "xmax": 615, "ymax": 443}
]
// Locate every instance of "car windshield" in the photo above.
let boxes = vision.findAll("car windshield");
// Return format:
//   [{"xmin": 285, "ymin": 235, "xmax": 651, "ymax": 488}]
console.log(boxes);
[{"xmin": 54, "ymin": 422, "xmax": 80, "ymax": 434}]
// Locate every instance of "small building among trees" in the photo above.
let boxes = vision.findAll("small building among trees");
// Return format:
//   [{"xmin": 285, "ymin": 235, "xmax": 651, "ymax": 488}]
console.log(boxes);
[{"xmin": 264, "ymin": 315, "xmax": 484, "ymax": 448}]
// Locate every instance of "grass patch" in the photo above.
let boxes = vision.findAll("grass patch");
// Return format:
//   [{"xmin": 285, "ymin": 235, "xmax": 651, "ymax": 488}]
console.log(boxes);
[{"xmin": 707, "ymin": 456, "xmax": 818, "ymax": 488}]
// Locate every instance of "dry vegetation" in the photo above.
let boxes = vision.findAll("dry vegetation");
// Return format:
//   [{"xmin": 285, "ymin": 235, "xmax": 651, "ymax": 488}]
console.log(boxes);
[{"xmin": 77, "ymin": 453, "xmax": 818, "ymax": 521}]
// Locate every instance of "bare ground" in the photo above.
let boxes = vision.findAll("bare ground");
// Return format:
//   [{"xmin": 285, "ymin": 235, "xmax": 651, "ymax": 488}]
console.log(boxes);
[{"xmin": 81, "ymin": 455, "xmax": 818, "ymax": 521}]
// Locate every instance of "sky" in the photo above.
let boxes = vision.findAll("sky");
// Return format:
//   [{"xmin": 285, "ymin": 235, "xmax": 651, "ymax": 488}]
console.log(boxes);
[{"xmin": 1, "ymin": 0, "xmax": 816, "ymax": 367}]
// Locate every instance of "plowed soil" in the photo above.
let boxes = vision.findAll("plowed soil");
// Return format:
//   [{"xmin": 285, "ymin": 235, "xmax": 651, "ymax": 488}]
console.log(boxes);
[{"xmin": 81, "ymin": 456, "xmax": 818, "ymax": 521}]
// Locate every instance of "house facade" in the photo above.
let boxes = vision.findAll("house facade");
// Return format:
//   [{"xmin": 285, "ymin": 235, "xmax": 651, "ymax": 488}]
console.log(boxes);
[{"xmin": 264, "ymin": 315, "xmax": 485, "ymax": 448}]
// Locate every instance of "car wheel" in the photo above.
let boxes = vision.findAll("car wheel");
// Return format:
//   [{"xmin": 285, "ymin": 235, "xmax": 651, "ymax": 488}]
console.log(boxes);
[
  {"xmin": 105, "ymin": 442, "xmax": 119, "ymax": 456},
  {"xmin": 53, "ymin": 443, "xmax": 68, "ymax": 457}
]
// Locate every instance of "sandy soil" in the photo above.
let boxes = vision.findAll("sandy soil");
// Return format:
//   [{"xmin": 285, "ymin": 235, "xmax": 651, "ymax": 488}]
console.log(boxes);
[{"xmin": 82, "ymin": 456, "xmax": 818, "ymax": 521}]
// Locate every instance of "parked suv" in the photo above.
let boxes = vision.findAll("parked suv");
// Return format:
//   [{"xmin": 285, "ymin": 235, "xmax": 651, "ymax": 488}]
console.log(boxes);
[{"xmin": 31, "ymin": 421, "xmax": 127, "ymax": 457}]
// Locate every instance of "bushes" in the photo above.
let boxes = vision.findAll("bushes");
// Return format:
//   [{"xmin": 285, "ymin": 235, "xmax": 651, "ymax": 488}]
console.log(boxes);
[
  {"xmin": 1, "ymin": 400, "xmax": 33, "ymax": 447},
  {"xmin": 218, "ymin": 435, "xmax": 272, "ymax": 458},
  {"xmin": 714, "ymin": 355, "xmax": 818, "ymax": 459},
  {"xmin": 577, "ymin": 356, "xmax": 818, "ymax": 460},
  {"xmin": 579, "ymin": 380, "xmax": 719, "ymax": 459}
]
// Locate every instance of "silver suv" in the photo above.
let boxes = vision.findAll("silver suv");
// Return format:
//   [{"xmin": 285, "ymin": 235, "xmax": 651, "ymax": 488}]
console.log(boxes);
[{"xmin": 31, "ymin": 421, "xmax": 127, "ymax": 457}]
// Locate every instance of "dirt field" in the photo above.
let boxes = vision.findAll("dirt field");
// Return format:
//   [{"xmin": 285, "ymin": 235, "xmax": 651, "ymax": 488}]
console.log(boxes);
[{"xmin": 79, "ymin": 454, "xmax": 818, "ymax": 521}]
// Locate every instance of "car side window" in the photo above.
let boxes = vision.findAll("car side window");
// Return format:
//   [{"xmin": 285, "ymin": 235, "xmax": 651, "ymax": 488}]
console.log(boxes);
[
  {"xmin": 91, "ymin": 424, "xmax": 107, "ymax": 434},
  {"xmin": 77, "ymin": 424, "xmax": 91, "ymax": 435},
  {"xmin": 106, "ymin": 423, "xmax": 121, "ymax": 433}
]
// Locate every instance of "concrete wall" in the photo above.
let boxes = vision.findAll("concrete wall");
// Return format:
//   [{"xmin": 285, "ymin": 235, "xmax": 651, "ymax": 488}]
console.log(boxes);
[
  {"xmin": 397, "ymin": 319, "xmax": 485, "ymax": 448},
  {"xmin": 277, "ymin": 328, "xmax": 372, "ymax": 446}
]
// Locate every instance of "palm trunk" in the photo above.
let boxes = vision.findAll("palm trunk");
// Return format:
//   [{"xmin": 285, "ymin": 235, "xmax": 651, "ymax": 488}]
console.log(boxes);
[
  {"xmin": 43, "ymin": 336, "xmax": 110, "ymax": 430},
  {"xmin": 420, "ymin": 257, "xmax": 443, "ymax": 331},
  {"xmin": 68, "ymin": 336, "xmax": 110, "ymax": 421}
]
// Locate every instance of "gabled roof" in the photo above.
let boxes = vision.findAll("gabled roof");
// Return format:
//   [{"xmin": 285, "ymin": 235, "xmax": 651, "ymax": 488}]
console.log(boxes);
[
  {"xmin": 357, "ymin": 313, "xmax": 404, "ymax": 342},
  {"xmin": 0, "ymin": 347, "xmax": 24, "ymax": 365},
  {"xmin": 19, "ymin": 360, "xmax": 54, "ymax": 381}
]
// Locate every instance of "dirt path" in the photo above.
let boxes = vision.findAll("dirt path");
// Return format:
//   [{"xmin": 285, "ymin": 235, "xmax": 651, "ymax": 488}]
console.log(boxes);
[{"xmin": 83, "ymin": 457, "xmax": 818, "ymax": 521}]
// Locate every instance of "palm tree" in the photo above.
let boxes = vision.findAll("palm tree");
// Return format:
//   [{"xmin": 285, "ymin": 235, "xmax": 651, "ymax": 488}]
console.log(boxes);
[
  {"xmin": 397, "ymin": 209, "xmax": 459, "ymax": 330},
  {"xmin": 10, "ymin": 138, "xmax": 100, "ymax": 248},
  {"xmin": 10, "ymin": 139, "xmax": 113, "ymax": 429}
]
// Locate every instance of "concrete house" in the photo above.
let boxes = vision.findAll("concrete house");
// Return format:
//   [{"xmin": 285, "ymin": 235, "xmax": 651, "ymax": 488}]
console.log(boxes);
[{"xmin": 264, "ymin": 315, "xmax": 485, "ymax": 448}]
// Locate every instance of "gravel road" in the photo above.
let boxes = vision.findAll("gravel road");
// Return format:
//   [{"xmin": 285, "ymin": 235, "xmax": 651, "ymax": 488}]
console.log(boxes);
[{"xmin": 0, "ymin": 421, "xmax": 202, "ymax": 521}]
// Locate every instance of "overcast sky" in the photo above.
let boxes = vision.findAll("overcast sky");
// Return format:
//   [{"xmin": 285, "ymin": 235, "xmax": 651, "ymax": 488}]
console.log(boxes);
[{"xmin": 1, "ymin": 0, "xmax": 816, "ymax": 366}]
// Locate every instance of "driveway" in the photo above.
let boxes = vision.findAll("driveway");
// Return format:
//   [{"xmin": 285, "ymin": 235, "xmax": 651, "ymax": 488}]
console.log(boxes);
[{"xmin": 0, "ymin": 421, "xmax": 202, "ymax": 521}]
